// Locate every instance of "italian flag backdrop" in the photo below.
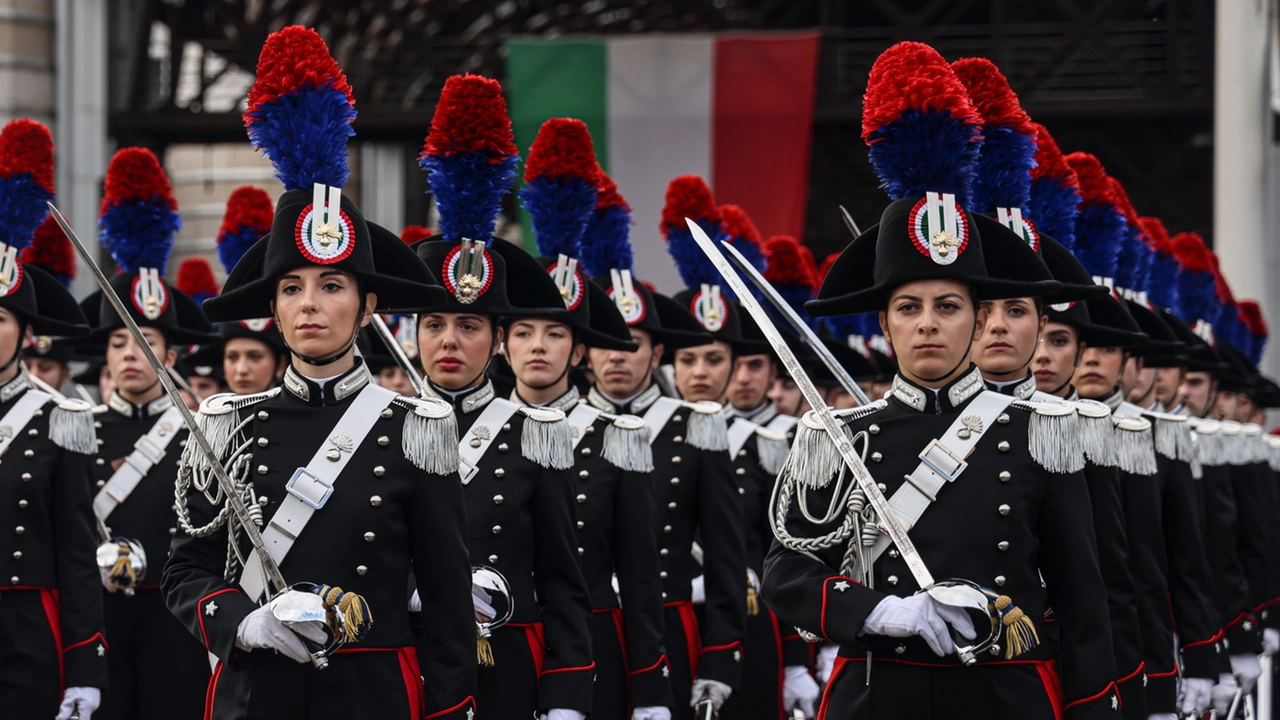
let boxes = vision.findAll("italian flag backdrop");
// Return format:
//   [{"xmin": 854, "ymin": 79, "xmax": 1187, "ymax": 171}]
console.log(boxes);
[{"xmin": 505, "ymin": 33, "xmax": 821, "ymax": 292}]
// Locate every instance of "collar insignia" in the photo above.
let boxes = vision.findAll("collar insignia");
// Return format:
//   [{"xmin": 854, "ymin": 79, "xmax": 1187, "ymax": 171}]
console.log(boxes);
[
  {"xmin": 296, "ymin": 184, "xmax": 355, "ymax": 265},
  {"xmin": 132, "ymin": 268, "xmax": 168, "ymax": 321},
  {"xmin": 0, "ymin": 244, "xmax": 22, "ymax": 298},
  {"xmin": 443, "ymin": 239, "xmax": 492, "ymax": 305},
  {"xmin": 240, "ymin": 317, "xmax": 273, "ymax": 333},
  {"xmin": 460, "ymin": 380, "xmax": 495, "ymax": 414},
  {"xmin": 608, "ymin": 268, "xmax": 645, "ymax": 325},
  {"xmin": 691, "ymin": 283, "xmax": 727, "ymax": 332},
  {"xmin": 1049, "ymin": 300, "xmax": 1075, "ymax": 312},
  {"xmin": 996, "ymin": 206, "xmax": 1039, "ymax": 252},
  {"xmin": 549, "ymin": 254, "xmax": 584, "ymax": 310},
  {"xmin": 909, "ymin": 192, "xmax": 969, "ymax": 265}
]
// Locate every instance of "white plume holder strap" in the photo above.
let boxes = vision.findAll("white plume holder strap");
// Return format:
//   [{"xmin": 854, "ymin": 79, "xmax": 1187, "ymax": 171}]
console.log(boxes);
[
  {"xmin": 727, "ymin": 418, "xmax": 760, "ymax": 458},
  {"xmin": 869, "ymin": 391, "xmax": 1017, "ymax": 564},
  {"xmin": 566, "ymin": 403, "xmax": 602, "ymax": 450},
  {"xmin": 641, "ymin": 397, "xmax": 682, "ymax": 446},
  {"xmin": 239, "ymin": 383, "xmax": 395, "ymax": 602},
  {"xmin": 94, "ymin": 404, "xmax": 183, "ymax": 524},
  {"xmin": 457, "ymin": 397, "xmax": 522, "ymax": 485}
]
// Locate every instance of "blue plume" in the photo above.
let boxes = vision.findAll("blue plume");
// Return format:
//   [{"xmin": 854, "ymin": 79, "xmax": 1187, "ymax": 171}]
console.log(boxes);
[
  {"xmin": 1071, "ymin": 203, "xmax": 1125, "ymax": 281},
  {"xmin": 581, "ymin": 201, "xmax": 632, "ymax": 276},
  {"xmin": 422, "ymin": 152, "xmax": 518, "ymax": 247},
  {"xmin": 99, "ymin": 198, "xmax": 182, "ymax": 275},
  {"xmin": 971, "ymin": 126, "xmax": 1037, "ymax": 215},
  {"xmin": 246, "ymin": 80, "xmax": 355, "ymax": 191},
  {"xmin": 217, "ymin": 226, "xmax": 262, "ymax": 276},
  {"xmin": 1028, "ymin": 177, "xmax": 1080, "ymax": 251},
  {"xmin": 1114, "ymin": 223, "xmax": 1153, "ymax": 294},
  {"xmin": 0, "ymin": 173, "xmax": 51, "ymax": 251},
  {"xmin": 867, "ymin": 109, "xmax": 982, "ymax": 207},
  {"xmin": 1147, "ymin": 251, "xmax": 1181, "ymax": 316},
  {"xmin": 521, "ymin": 175, "xmax": 596, "ymax": 259}
]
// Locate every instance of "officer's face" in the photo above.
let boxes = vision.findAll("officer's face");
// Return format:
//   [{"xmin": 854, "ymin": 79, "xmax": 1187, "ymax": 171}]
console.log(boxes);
[
  {"xmin": 23, "ymin": 357, "xmax": 69, "ymax": 391},
  {"xmin": 674, "ymin": 340, "xmax": 733, "ymax": 403},
  {"xmin": 272, "ymin": 267, "xmax": 375, "ymax": 364},
  {"xmin": 417, "ymin": 313, "xmax": 499, "ymax": 391},
  {"xmin": 376, "ymin": 366, "xmax": 418, "ymax": 396},
  {"xmin": 1122, "ymin": 356, "xmax": 1155, "ymax": 403},
  {"xmin": 587, "ymin": 328, "xmax": 662, "ymax": 400},
  {"xmin": 106, "ymin": 327, "xmax": 176, "ymax": 401},
  {"xmin": 187, "ymin": 375, "xmax": 224, "ymax": 401},
  {"xmin": 1073, "ymin": 346, "xmax": 1125, "ymax": 399},
  {"xmin": 1235, "ymin": 393, "xmax": 1260, "ymax": 423},
  {"xmin": 880, "ymin": 279, "xmax": 982, "ymax": 387},
  {"xmin": 727, "ymin": 353, "xmax": 776, "ymax": 411},
  {"xmin": 224, "ymin": 337, "xmax": 284, "ymax": 395},
  {"xmin": 1216, "ymin": 390, "xmax": 1239, "ymax": 421},
  {"xmin": 1031, "ymin": 322, "xmax": 1081, "ymax": 397},
  {"xmin": 1180, "ymin": 371, "xmax": 1217, "ymax": 418},
  {"xmin": 768, "ymin": 377, "xmax": 809, "ymax": 417},
  {"xmin": 973, "ymin": 298, "xmax": 1046, "ymax": 380},
  {"xmin": 1154, "ymin": 366, "xmax": 1185, "ymax": 408},
  {"xmin": 504, "ymin": 318, "xmax": 584, "ymax": 392}
]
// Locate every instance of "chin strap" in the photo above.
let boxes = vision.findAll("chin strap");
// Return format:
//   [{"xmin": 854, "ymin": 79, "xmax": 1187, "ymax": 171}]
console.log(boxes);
[
  {"xmin": 915, "ymin": 337, "xmax": 976, "ymax": 385},
  {"xmin": 280, "ymin": 314, "xmax": 363, "ymax": 368},
  {"xmin": 0, "ymin": 322, "xmax": 28, "ymax": 378}
]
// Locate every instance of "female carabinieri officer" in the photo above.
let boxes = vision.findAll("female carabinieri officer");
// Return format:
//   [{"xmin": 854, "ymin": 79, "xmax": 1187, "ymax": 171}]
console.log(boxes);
[
  {"xmin": 413, "ymin": 74, "xmax": 594, "ymax": 720},
  {"xmin": 762, "ymin": 42, "xmax": 1118, "ymax": 720},
  {"xmin": 162, "ymin": 26, "xmax": 476, "ymax": 720}
]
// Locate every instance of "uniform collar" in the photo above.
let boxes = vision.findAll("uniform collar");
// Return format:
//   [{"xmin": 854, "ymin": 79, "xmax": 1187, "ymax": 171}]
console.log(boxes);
[
  {"xmin": 587, "ymin": 382, "xmax": 661, "ymax": 414},
  {"xmin": 1169, "ymin": 402, "xmax": 1188, "ymax": 416},
  {"xmin": 1066, "ymin": 387, "xmax": 1080, "ymax": 402},
  {"xmin": 509, "ymin": 385, "xmax": 580, "ymax": 412},
  {"xmin": 888, "ymin": 365, "xmax": 985, "ymax": 414},
  {"xmin": 108, "ymin": 390, "xmax": 174, "ymax": 419},
  {"xmin": 0, "ymin": 369, "xmax": 29, "ymax": 405},
  {"xmin": 282, "ymin": 360, "xmax": 371, "ymax": 407},
  {"xmin": 732, "ymin": 400, "xmax": 777, "ymax": 425},
  {"xmin": 438, "ymin": 379, "xmax": 495, "ymax": 416},
  {"xmin": 984, "ymin": 373, "xmax": 1037, "ymax": 400},
  {"xmin": 1094, "ymin": 388, "xmax": 1125, "ymax": 411}
]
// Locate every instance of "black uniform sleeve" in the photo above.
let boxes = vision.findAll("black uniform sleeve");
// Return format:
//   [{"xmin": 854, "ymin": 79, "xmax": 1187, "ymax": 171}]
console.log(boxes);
[
  {"xmin": 1081, "ymin": 463, "xmax": 1145, "ymax": 690},
  {"xmin": 408, "ymin": 467, "xmax": 477, "ymax": 719},
  {"xmin": 1035, "ymin": 469, "xmax": 1119, "ymax": 719},
  {"xmin": 52, "ymin": 447, "xmax": 108, "ymax": 689},
  {"xmin": 1162, "ymin": 459, "xmax": 1223, "ymax": 677},
  {"xmin": 693, "ymin": 446, "xmax": 748, "ymax": 688},
  {"xmin": 1200, "ymin": 464, "xmax": 1261, "ymax": 653},
  {"xmin": 1230, "ymin": 463, "xmax": 1279, "ymax": 627},
  {"xmin": 531, "ymin": 461, "xmax": 595, "ymax": 712},
  {"xmin": 613, "ymin": 467, "xmax": 673, "ymax": 707},
  {"xmin": 1119, "ymin": 465, "xmax": 1177, "ymax": 705},
  {"xmin": 1248, "ymin": 462, "xmax": 1280, "ymax": 628}
]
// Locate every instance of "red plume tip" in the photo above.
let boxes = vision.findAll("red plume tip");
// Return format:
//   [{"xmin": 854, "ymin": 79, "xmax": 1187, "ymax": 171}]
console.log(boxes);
[
  {"xmin": 524, "ymin": 118, "xmax": 598, "ymax": 183},
  {"xmin": 763, "ymin": 235, "xmax": 817, "ymax": 289},
  {"xmin": 423, "ymin": 74, "xmax": 518, "ymax": 157},
  {"xmin": 950, "ymin": 57, "xmax": 1034, "ymax": 134},
  {"xmin": 862, "ymin": 41, "xmax": 980, "ymax": 143},
  {"xmin": 0, "ymin": 119, "xmax": 53, "ymax": 192},
  {"xmin": 176, "ymin": 257, "xmax": 219, "ymax": 299},
  {"xmin": 1171, "ymin": 232, "xmax": 1215, "ymax": 273},
  {"xmin": 244, "ymin": 25, "xmax": 353, "ymax": 124},
  {"xmin": 218, "ymin": 186, "xmax": 274, "ymax": 239},
  {"xmin": 595, "ymin": 167, "xmax": 627, "ymax": 209},
  {"xmin": 20, "ymin": 215, "xmax": 74, "ymax": 280},
  {"xmin": 1064, "ymin": 152, "xmax": 1113, "ymax": 205},
  {"xmin": 400, "ymin": 225, "xmax": 433, "ymax": 244},
  {"xmin": 1239, "ymin": 300, "xmax": 1269, "ymax": 338},
  {"xmin": 661, "ymin": 175, "xmax": 719, "ymax": 236},
  {"xmin": 1138, "ymin": 217, "xmax": 1171, "ymax": 253},
  {"xmin": 101, "ymin": 148, "xmax": 176, "ymax": 212},
  {"xmin": 1208, "ymin": 253, "xmax": 1234, "ymax": 304},
  {"xmin": 1107, "ymin": 178, "xmax": 1140, "ymax": 226},
  {"xmin": 718, "ymin": 204, "xmax": 761, "ymax": 246},
  {"xmin": 1029, "ymin": 123, "xmax": 1076, "ymax": 185}
]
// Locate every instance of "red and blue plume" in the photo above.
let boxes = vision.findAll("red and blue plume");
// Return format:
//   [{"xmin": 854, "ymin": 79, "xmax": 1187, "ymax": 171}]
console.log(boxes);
[
  {"xmin": 1207, "ymin": 253, "xmax": 1247, "ymax": 350},
  {"xmin": 1171, "ymin": 231, "xmax": 1218, "ymax": 325},
  {"xmin": 1139, "ymin": 217, "xmax": 1179, "ymax": 314},
  {"xmin": 1108, "ymin": 177, "xmax": 1153, "ymax": 295},
  {"xmin": 0, "ymin": 119, "xmax": 55, "ymax": 251},
  {"xmin": 951, "ymin": 58, "xmax": 1037, "ymax": 215},
  {"xmin": 1238, "ymin": 300, "xmax": 1268, "ymax": 364},
  {"xmin": 661, "ymin": 175, "xmax": 727, "ymax": 290},
  {"xmin": 176, "ymin": 257, "xmax": 219, "ymax": 305},
  {"xmin": 21, "ymin": 217, "xmax": 74, "ymax": 287},
  {"xmin": 420, "ymin": 74, "xmax": 519, "ymax": 247},
  {"xmin": 862, "ymin": 42, "xmax": 982, "ymax": 205},
  {"xmin": 719, "ymin": 204, "xmax": 768, "ymax": 277},
  {"xmin": 244, "ymin": 26, "xmax": 355, "ymax": 191},
  {"xmin": 216, "ymin": 186, "xmax": 273, "ymax": 274},
  {"xmin": 763, "ymin": 235, "xmax": 819, "ymax": 331},
  {"xmin": 1027, "ymin": 123, "xmax": 1080, "ymax": 250},
  {"xmin": 98, "ymin": 147, "xmax": 181, "ymax": 275},
  {"xmin": 400, "ymin": 225, "xmax": 433, "ymax": 244},
  {"xmin": 1065, "ymin": 152, "xmax": 1125, "ymax": 281},
  {"xmin": 580, "ymin": 166, "xmax": 632, "ymax": 277},
  {"xmin": 520, "ymin": 118, "xmax": 599, "ymax": 259}
]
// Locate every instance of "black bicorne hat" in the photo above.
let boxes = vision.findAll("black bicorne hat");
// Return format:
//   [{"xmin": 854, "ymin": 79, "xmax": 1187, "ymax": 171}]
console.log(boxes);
[
  {"xmin": 669, "ymin": 288, "xmax": 771, "ymax": 356},
  {"xmin": 81, "ymin": 271, "xmax": 214, "ymax": 346},
  {"xmin": 216, "ymin": 317, "xmax": 287, "ymax": 356},
  {"xmin": 1, "ymin": 264, "xmax": 89, "ymax": 337},
  {"xmin": 972, "ymin": 214, "xmax": 1107, "ymax": 305},
  {"xmin": 1039, "ymin": 238, "xmax": 1147, "ymax": 349},
  {"xmin": 587, "ymin": 273, "xmax": 711, "ymax": 352},
  {"xmin": 1124, "ymin": 298, "xmax": 1185, "ymax": 362},
  {"xmin": 1158, "ymin": 308, "xmax": 1226, "ymax": 373},
  {"xmin": 179, "ymin": 343, "xmax": 226, "ymax": 385}
]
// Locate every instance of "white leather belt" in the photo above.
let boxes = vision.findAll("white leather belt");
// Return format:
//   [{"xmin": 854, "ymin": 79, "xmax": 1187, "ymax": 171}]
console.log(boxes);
[
  {"xmin": 457, "ymin": 398, "xmax": 521, "ymax": 484},
  {"xmin": 94, "ymin": 404, "xmax": 183, "ymax": 524},
  {"xmin": 642, "ymin": 397, "xmax": 682, "ymax": 446},
  {"xmin": 566, "ymin": 403, "xmax": 602, "ymax": 450},
  {"xmin": 727, "ymin": 418, "xmax": 760, "ymax": 457}
]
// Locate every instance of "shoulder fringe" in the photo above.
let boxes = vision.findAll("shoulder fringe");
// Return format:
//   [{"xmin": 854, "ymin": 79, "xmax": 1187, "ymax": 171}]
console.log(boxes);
[
  {"xmin": 755, "ymin": 428, "xmax": 790, "ymax": 476},
  {"xmin": 1013, "ymin": 400, "xmax": 1084, "ymax": 474},
  {"xmin": 1243, "ymin": 426, "xmax": 1269, "ymax": 464},
  {"xmin": 393, "ymin": 396, "xmax": 460, "ymax": 476},
  {"xmin": 1113, "ymin": 416, "xmax": 1158, "ymax": 475},
  {"xmin": 835, "ymin": 399, "xmax": 889, "ymax": 422},
  {"xmin": 601, "ymin": 415, "xmax": 654, "ymax": 473},
  {"xmin": 1071, "ymin": 400, "xmax": 1118, "ymax": 467},
  {"xmin": 1266, "ymin": 435, "xmax": 1280, "ymax": 472},
  {"xmin": 187, "ymin": 389, "xmax": 280, "ymax": 473},
  {"xmin": 1190, "ymin": 421, "xmax": 1226, "ymax": 467},
  {"xmin": 517, "ymin": 406, "xmax": 574, "ymax": 470},
  {"xmin": 683, "ymin": 401, "xmax": 729, "ymax": 452},
  {"xmin": 1148, "ymin": 413, "xmax": 1195, "ymax": 463},
  {"xmin": 49, "ymin": 397, "xmax": 97, "ymax": 454},
  {"xmin": 1220, "ymin": 422, "xmax": 1251, "ymax": 466},
  {"xmin": 781, "ymin": 412, "xmax": 848, "ymax": 491}
]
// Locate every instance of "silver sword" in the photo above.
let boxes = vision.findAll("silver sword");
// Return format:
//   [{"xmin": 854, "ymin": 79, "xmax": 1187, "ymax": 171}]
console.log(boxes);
[
  {"xmin": 686, "ymin": 217, "xmax": 994, "ymax": 664},
  {"xmin": 718, "ymin": 240, "xmax": 869, "ymax": 407},
  {"xmin": 369, "ymin": 314, "xmax": 423, "ymax": 395},
  {"xmin": 839, "ymin": 206, "xmax": 862, "ymax": 239}
]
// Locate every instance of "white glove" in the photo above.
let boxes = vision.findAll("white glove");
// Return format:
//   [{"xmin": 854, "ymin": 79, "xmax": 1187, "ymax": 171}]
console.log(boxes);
[
  {"xmin": 539, "ymin": 711, "xmax": 586, "ymax": 720},
  {"xmin": 861, "ymin": 593, "xmax": 976, "ymax": 657},
  {"xmin": 689, "ymin": 678, "xmax": 733, "ymax": 711},
  {"xmin": 1265, "ymin": 627, "xmax": 1280, "ymax": 656},
  {"xmin": 815, "ymin": 644, "xmax": 839, "ymax": 684},
  {"xmin": 235, "ymin": 603, "xmax": 327, "ymax": 664},
  {"xmin": 56, "ymin": 687, "xmax": 101, "ymax": 720},
  {"xmin": 408, "ymin": 589, "xmax": 421, "ymax": 613},
  {"xmin": 1211, "ymin": 672, "xmax": 1240, "ymax": 716},
  {"xmin": 1147, "ymin": 714, "xmax": 1178, "ymax": 720},
  {"xmin": 1176, "ymin": 676, "xmax": 1212, "ymax": 716},
  {"xmin": 1230, "ymin": 653, "xmax": 1263, "ymax": 693},
  {"xmin": 691, "ymin": 575, "xmax": 705, "ymax": 604},
  {"xmin": 783, "ymin": 666, "xmax": 820, "ymax": 718},
  {"xmin": 631, "ymin": 708, "xmax": 671, "ymax": 720},
  {"xmin": 473, "ymin": 584, "xmax": 495, "ymax": 621}
]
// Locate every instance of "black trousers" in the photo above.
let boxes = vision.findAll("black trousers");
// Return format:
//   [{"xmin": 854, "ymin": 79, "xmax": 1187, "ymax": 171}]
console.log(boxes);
[
  {"xmin": 0, "ymin": 589, "xmax": 63, "ymax": 717},
  {"xmin": 475, "ymin": 623, "xmax": 542, "ymax": 719},
  {"xmin": 591, "ymin": 609, "xmax": 631, "ymax": 720},
  {"xmin": 820, "ymin": 658, "xmax": 1062, "ymax": 720},
  {"xmin": 665, "ymin": 602, "xmax": 700, "ymax": 720},
  {"xmin": 99, "ymin": 588, "xmax": 210, "ymax": 720},
  {"xmin": 719, "ymin": 609, "xmax": 783, "ymax": 720}
]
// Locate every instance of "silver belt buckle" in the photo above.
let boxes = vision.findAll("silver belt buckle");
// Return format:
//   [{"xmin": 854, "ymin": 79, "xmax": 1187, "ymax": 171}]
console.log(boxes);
[
  {"xmin": 918, "ymin": 438, "xmax": 967, "ymax": 483},
  {"xmin": 286, "ymin": 468, "xmax": 334, "ymax": 509},
  {"xmin": 458, "ymin": 458, "xmax": 479, "ymax": 485}
]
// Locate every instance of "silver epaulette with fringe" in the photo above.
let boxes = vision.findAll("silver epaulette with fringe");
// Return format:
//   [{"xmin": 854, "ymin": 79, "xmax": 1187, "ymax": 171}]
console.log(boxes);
[
  {"xmin": 1112, "ymin": 415, "xmax": 1158, "ymax": 475},
  {"xmin": 516, "ymin": 406, "xmax": 573, "ymax": 470},
  {"xmin": 781, "ymin": 400, "xmax": 887, "ymax": 491},
  {"xmin": 1011, "ymin": 399, "xmax": 1085, "ymax": 474},
  {"xmin": 755, "ymin": 427, "xmax": 791, "ymax": 476},
  {"xmin": 49, "ymin": 397, "xmax": 97, "ymax": 454},
  {"xmin": 392, "ymin": 395, "xmax": 459, "ymax": 476},
  {"xmin": 1241, "ymin": 424, "xmax": 1268, "ymax": 464},
  {"xmin": 186, "ymin": 389, "xmax": 283, "ymax": 475},
  {"xmin": 1219, "ymin": 422, "xmax": 1249, "ymax": 466},
  {"xmin": 597, "ymin": 412, "xmax": 654, "ymax": 473},
  {"xmin": 1068, "ymin": 399, "xmax": 1118, "ymax": 467},
  {"xmin": 683, "ymin": 400, "xmax": 729, "ymax": 452},
  {"xmin": 1145, "ymin": 410, "xmax": 1196, "ymax": 463},
  {"xmin": 1266, "ymin": 434, "xmax": 1280, "ymax": 472}
]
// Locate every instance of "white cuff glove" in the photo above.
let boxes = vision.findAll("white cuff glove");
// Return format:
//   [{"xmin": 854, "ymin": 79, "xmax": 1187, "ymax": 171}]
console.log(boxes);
[
  {"xmin": 473, "ymin": 584, "xmax": 495, "ymax": 621},
  {"xmin": 1265, "ymin": 627, "xmax": 1280, "ymax": 656},
  {"xmin": 783, "ymin": 666, "xmax": 820, "ymax": 718},
  {"xmin": 235, "ymin": 603, "xmax": 327, "ymax": 664},
  {"xmin": 815, "ymin": 644, "xmax": 839, "ymax": 684},
  {"xmin": 690, "ymin": 678, "xmax": 733, "ymax": 711},
  {"xmin": 408, "ymin": 589, "xmax": 421, "ymax": 613},
  {"xmin": 1211, "ymin": 672, "xmax": 1240, "ymax": 716},
  {"xmin": 861, "ymin": 593, "xmax": 976, "ymax": 657},
  {"xmin": 1147, "ymin": 714, "xmax": 1178, "ymax": 720},
  {"xmin": 631, "ymin": 707, "xmax": 671, "ymax": 720},
  {"xmin": 1230, "ymin": 652, "xmax": 1263, "ymax": 694},
  {"xmin": 56, "ymin": 687, "xmax": 101, "ymax": 720},
  {"xmin": 691, "ymin": 575, "xmax": 705, "ymax": 605},
  {"xmin": 1176, "ymin": 676, "xmax": 1212, "ymax": 716},
  {"xmin": 539, "ymin": 711, "xmax": 586, "ymax": 720}
]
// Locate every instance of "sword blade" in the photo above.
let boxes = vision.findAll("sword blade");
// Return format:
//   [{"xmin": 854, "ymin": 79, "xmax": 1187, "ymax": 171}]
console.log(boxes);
[
  {"xmin": 48, "ymin": 202, "xmax": 289, "ymax": 597},
  {"xmin": 685, "ymin": 217, "xmax": 933, "ymax": 588},
  {"xmin": 369, "ymin": 315, "xmax": 424, "ymax": 396},
  {"xmin": 718, "ymin": 240, "xmax": 869, "ymax": 407},
  {"xmin": 839, "ymin": 206, "xmax": 862, "ymax": 239}
]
